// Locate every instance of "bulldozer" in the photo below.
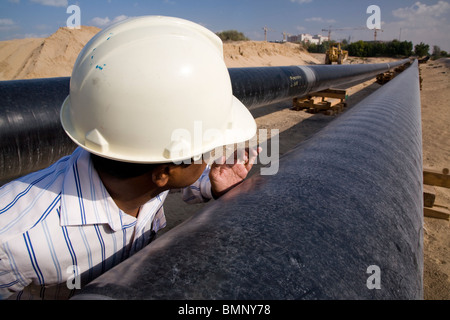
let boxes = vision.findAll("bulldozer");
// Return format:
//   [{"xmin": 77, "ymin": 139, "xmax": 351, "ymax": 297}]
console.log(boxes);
[{"xmin": 325, "ymin": 43, "xmax": 348, "ymax": 64}]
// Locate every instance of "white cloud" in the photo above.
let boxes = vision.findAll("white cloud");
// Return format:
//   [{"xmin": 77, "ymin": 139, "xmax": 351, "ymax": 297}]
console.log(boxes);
[
  {"xmin": 0, "ymin": 18, "xmax": 18, "ymax": 31},
  {"xmin": 383, "ymin": 1, "xmax": 450, "ymax": 50},
  {"xmin": 90, "ymin": 15, "xmax": 130, "ymax": 28},
  {"xmin": 30, "ymin": 0, "xmax": 68, "ymax": 7},
  {"xmin": 90, "ymin": 17, "xmax": 111, "ymax": 27},
  {"xmin": 0, "ymin": 19, "xmax": 15, "ymax": 26},
  {"xmin": 305, "ymin": 17, "xmax": 336, "ymax": 24},
  {"xmin": 392, "ymin": 1, "xmax": 450, "ymax": 19}
]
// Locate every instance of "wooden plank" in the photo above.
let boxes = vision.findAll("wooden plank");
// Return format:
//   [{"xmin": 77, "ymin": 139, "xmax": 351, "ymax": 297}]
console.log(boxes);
[
  {"xmin": 423, "ymin": 167, "xmax": 450, "ymax": 188},
  {"xmin": 424, "ymin": 206, "xmax": 450, "ymax": 221},
  {"xmin": 308, "ymin": 89, "xmax": 347, "ymax": 100},
  {"xmin": 376, "ymin": 72, "xmax": 395, "ymax": 85},
  {"xmin": 423, "ymin": 184, "xmax": 436, "ymax": 208},
  {"xmin": 292, "ymin": 97, "xmax": 323, "ymax": 110},
  {"xmin": 313, "ymin": 101, "xmax": 331, "ymax": 110},
  {"xmin": 293, "ymin": 89, "xmax": 348, "ymax": 114},
  {"xmin": 325, "ymin": 98, "xmax": 343, "ymax": 107}
]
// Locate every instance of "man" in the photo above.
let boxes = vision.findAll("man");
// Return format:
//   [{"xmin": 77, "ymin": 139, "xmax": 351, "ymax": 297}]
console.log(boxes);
[{"xmin": 0, "ymin": 16, "xmax": 258, "ymax": 299}]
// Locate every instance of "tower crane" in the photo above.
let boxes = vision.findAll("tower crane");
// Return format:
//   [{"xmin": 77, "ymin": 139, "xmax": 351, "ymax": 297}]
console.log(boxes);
[
  {"xmin": 322, "ymin": 26, "xmax": 384, "ymax": 43},
  {"xmin": 262, "ymin": 26, "xmax": 275, "ymax": 42},
  {"xmin": 282, "ymin": 31, "xmax": 292, "ymax": 42},
  {"xmin": 373, "ymin": 28, "xmax": 383, "ymax": 42},
  {"xmin": 322, "ymin": 27, "xmax": 345, "ymax": 42},
  {"xmin": 322, "ymin": 26, "xmax": 366, "ymax": 42}
]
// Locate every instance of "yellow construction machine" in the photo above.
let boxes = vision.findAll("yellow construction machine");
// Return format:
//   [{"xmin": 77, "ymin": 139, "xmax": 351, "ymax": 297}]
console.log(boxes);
[{"xmin": 325, "ymin": 43, "xmax": 348, "ymax": 64}]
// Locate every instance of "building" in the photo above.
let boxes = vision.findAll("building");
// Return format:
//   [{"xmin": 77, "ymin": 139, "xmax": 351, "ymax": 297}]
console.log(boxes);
[
  {"xmin": 287, "ymin": 33, "xmax": 328, "ymax": 44},
  {"xmin": 314, "ymin": 35, "xmax": 328, "ymax": 44}
]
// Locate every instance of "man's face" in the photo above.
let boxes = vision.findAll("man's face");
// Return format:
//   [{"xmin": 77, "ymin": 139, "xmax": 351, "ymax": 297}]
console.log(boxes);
[{"xmin": 166, "ymin": 161, "xmax": 208, "ymax": 189}]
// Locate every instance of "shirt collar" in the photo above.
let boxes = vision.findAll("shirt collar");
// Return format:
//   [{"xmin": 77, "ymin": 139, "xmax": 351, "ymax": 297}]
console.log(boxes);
[{"xmin": 59, "ymin": 148, "xmax": 135, "ymax": 232}]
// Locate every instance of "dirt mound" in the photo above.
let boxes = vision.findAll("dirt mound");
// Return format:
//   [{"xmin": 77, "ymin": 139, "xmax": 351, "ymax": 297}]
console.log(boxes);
[
  {"xmin": 224, "ymin": 41, "xmax": 321, "ymax": 67},
  {"xmin": 0, "ymin": 26, "xmax": 100, "ymax": 80},
  {"xmin": 0, "ymin": 28, "xmax": 321, "ymax": 80}
]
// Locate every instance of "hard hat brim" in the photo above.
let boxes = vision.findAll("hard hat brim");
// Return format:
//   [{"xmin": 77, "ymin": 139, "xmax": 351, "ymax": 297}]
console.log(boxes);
[
  {"xmin": 225, "ymin": 96, "xmax": 257, "ymax": 146},
  {"xmin": 61, "ymin": 94, "xmax": 257, "ymax": 164}
]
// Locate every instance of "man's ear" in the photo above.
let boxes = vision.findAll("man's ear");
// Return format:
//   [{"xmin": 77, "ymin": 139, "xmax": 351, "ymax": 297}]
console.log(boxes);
[{"xmin": 152, "ymin": 165, "xmax": 170, "ymax": 188}]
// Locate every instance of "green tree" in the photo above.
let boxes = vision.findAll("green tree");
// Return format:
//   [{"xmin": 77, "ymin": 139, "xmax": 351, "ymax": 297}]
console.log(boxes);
[
  {"xmin": 387, "ymin": 39, "xmax": 400, "ymax": 56},
  {"xmin": 414, "ymin": 42, "xmax": 430, "ymax": 57},
  {"xmin": 306, "ymin": 42, "xmax": 318, "ymax": 53},
  {"xmin": 349, "ymin": 40, "xmax": 369, "ymax": 57},
  {"xmin": 346, "ymin": 40, "xmax": 412, "ymax": 57},
  {"xmin": 216, "ymin": 30, "xmax": 249, "ymax": 41},
  {"xmin": 432, "ymin": 45, "xmax": 441, "ymax": 58},
  {"xmin": 399, "ymin": 41, "xmax": 413, "ymax": 56},
  {"xmin": 305, "ymin": 40, "xmax": 335, "ymax": 54}
]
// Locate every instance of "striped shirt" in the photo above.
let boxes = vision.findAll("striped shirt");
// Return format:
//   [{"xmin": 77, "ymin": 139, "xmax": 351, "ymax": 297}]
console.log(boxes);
[{"xmin": 0, "ymin": 147, "xmax": 212, "ymax": 300}]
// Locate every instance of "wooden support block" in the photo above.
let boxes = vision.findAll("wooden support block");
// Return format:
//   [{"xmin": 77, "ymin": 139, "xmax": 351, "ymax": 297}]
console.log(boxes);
[
  {"xmin": 292, "ymin": 97, "xmax": 323, "ymax": 111},
  {"xmin": 309, "ymin": 89, "xmax": 347, "ymax": 100},
  {"xmin": 376, "ymin": 72, "xmax": 395, "ymax": 85},
  {"xmin": 293, "ymin": 89, "xmax": 347, "ymax": 115},
  {"xmin": 314, "ymin": 101, "xmax": 331, "ymax": 110},
  {"xmin": 325, "ymin": 98, "xmax": 342, "ymax": 107},
  {"xmin": 292, "ymin": 98, "xmax": 308, "ymax": 110},
  {"xmin": 423, "ymin": 184, "xmax": 436, "ymax": 208},
  {"xmin": 423, "ymin": 167, "xmax": 450, "ymax": 188},
  {"xmin": 424, "ymin": 206, "xmax": 450, "ymax": 221},
  {"xmin": 395, "ymin": 65, "xmax": 406, "ymax": 73}
]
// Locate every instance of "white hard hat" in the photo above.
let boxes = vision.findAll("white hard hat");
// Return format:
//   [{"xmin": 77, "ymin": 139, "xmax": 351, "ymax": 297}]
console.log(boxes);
[{"xmin": 61, "ymin": 16, "xmax": 256, "ymax": 163}]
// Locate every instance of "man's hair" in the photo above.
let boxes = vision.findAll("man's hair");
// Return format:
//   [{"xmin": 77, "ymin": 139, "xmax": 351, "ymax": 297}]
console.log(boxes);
[{"xmin": 90, "ymin": 154, "xmax": 192, "ymax": 180}]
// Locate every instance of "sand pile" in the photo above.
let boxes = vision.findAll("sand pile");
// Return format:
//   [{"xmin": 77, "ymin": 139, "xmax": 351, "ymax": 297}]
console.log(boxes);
[
  {"xmin": 224, "ymin": 41, "xmax": 321, "ymax": 67},
  {"xmin": 0, "ymin": 27, "xmax": 321, "ymax": 81},
  {"xmin": 0, "ymin": 26, "xmax": 100, "ymax": 80}
]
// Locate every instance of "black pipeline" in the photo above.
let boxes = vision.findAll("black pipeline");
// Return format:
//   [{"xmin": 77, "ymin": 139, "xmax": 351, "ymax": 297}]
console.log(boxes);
[
  {"xmin": 73, "ymin": 60, "xmax": 423, "ymax": 299},
  {"xmin": 229, "ymin": 58, "xmax": 410, "ymax": 108},
  {"xmin": 0, "ymin": 59, "xmax": 411, "ymax": 183},
  {"xmin": 0, "ymin": 77, "xmax": 74, "ymax": 184}
]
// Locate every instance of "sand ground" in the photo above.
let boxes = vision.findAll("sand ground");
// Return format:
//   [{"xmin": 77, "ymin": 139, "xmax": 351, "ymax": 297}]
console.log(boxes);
[
  {"xmin": 418, "ymin": 58, "xmax": 450, "ymax": 299},
  {"xmin": 0, "ymin": 28, "xmax": 448, "ymax": 299}
]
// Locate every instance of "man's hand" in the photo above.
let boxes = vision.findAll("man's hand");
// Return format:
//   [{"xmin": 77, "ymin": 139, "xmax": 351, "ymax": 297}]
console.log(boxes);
[{"xmin": 209, "ymin": 147, "xmax": 262, "ymax": 199}]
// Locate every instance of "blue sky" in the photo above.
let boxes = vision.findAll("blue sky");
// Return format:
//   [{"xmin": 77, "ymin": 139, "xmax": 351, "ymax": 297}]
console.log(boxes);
[{"xmin": 1, "ymin": 0, "xmax": 449, "ymax": 50}]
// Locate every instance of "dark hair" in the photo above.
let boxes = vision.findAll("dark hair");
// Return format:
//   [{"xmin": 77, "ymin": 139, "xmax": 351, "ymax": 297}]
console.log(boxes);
[{"xmin": 90, "ymin": 154, "xmax": 192, "ymax": 180}]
